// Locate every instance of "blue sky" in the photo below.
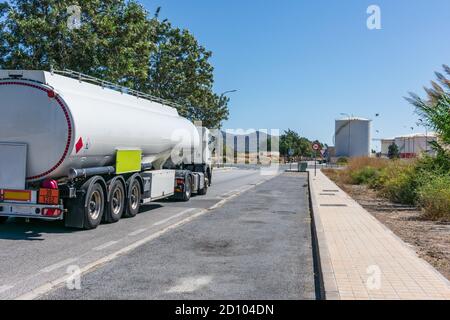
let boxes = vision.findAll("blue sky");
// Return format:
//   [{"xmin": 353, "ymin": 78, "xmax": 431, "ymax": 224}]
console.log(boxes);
[{"xmin": 142, "ymin": 0, "xmax": 450, "ymax": 147}]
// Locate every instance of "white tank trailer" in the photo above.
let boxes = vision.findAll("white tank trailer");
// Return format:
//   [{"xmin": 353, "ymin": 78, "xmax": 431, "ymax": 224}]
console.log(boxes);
[
  {"xmin": 335, "ymin": 117, "xmax": 371, "ymax": 158},
  {"xmin": 0, "ymin": 70, "xmax": 213, "ymax": 229}
]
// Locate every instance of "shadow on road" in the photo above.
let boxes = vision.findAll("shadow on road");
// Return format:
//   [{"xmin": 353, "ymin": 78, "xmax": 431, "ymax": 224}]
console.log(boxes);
[
  {"xmin": 138, "ymin": 203, "xmax": 163, "ymax": 213},
  {"xmin": 0, "ymin": 204, "xmax": 164, "ymax": 240},
  {"xmin": 0, "ymin": 218, "xmax": 75, "ymax": 241}
]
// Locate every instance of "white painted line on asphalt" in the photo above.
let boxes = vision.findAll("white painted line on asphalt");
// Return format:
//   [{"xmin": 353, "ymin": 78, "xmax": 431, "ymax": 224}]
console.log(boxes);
[
  {"xmin": 166, "ymin": 276, "xmax": 213, "ymax": 293},
  {"xmin": 0, "ymin": 285, "xmax": 14, "ymax": 294},
  {"xmin": 93, "ymin": 241, "xmax": 119, "ymax": 251},
  {"xmin": 128, "ymin": 228, "xmax": 147, "ymax": 236},
  {"xmin": 238, "ymin": 185, "xmax": 254, "ymax": 193},
  {"xmin": 40, "ymin": 258, "xmax": 78, "ymax": 273},
  {"xmin": 222, "ymin": 189, "xmax": 238, "ymax": 197},
  {"xmin": 16, "ymin": 173, "xmax": 281, "ymax": 300},
  {"xmin": 153, "ymin": 208, "xmax": 197, "ymax": 226}
]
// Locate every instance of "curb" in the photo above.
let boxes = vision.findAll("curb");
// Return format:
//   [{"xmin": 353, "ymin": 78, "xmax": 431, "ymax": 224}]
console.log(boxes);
[{"xmin": 308, "ymin": 170, "xmax": 340, "ymax": 300}]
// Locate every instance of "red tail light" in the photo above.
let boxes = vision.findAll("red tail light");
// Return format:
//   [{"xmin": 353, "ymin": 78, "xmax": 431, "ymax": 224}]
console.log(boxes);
[
  {"xmin": 42, "ymin": 179, "xmax": 58, "ymax": 189},
  {"xmin": 42, "ymin": 208, "xmax": 62, "ymax": 217}
]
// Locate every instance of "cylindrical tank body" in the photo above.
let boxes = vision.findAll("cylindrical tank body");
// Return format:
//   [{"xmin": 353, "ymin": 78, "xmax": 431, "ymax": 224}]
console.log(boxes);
[
  {"xmin": 0, "ymin": 71, "xmax": 199, "ymax": 181},
  {"xmin": 335, "ymin": 117, "xmax": 371, "ymax": 158}
]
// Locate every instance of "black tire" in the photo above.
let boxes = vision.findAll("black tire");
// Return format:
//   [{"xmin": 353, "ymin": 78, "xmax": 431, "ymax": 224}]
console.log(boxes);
[
  {"xmin": 124, "ymin": 178, "xmax": 141, "ymax": 218},
  {"xmin": 83, "ymin": 183, "xmax": 105, "ymax": 229},
  {"xmin": 0, "ymin": 216, "xmax": 8, "ymax": 224},
  {"xmin": 182, "ymin": 175, "xmax": 192, "ymax": 202},
  {"xmin": 105, "ymin": 179, "xmax": 125, "ymax": 223},
  {"xmin": 197, "ymin": 177, "xmax": 208, "ymax": 195}
]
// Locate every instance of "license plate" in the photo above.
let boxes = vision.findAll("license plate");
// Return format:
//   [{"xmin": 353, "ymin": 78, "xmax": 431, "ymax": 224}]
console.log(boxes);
[{"xmin": 10, "ymin": 205, "xmax": 34, "ymax": 215}]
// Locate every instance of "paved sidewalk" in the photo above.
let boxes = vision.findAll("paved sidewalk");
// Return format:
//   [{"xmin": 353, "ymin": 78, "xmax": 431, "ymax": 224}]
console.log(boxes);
[{"xmin": 309, "ymin": 169, "xmax": 450, "ymax": 300}]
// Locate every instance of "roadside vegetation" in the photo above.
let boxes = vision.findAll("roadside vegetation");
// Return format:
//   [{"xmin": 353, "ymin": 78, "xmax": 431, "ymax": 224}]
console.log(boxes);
[
  {"xmin": 324, "ymin": 65, "xmax": 450, "ymax": 221},
  {"xmin": 324, "ymin": 156, "xmax": 450, "ymax": 220}
]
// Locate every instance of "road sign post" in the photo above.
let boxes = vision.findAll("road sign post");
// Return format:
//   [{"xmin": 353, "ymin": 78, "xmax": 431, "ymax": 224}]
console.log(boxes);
[
  {"xmin": 312, "ymin": 142, "xmax": 321, "ymax": 177},
  {"xmin": 314, "ymin": 151, "xmax": 317, "ymax": 176},
  {"xmin": 288, "ymin": 148, "xmax": 294, "ymax": 171}
]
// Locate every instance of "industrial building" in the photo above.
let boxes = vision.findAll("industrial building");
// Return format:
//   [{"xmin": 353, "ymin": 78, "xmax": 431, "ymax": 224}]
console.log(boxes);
[
  {"xmin": 334, "ymin": 117, "xmax": 371, "ymax": 158},
  {"xmin": 380, "ymin": 133, "xmax": 437, "ymax": 158}
]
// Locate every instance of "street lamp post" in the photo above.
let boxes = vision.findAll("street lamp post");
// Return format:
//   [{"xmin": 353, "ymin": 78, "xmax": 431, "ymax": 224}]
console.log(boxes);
[
  {"xmin": 374, "ymin": 113, "xmax": 381, "ymax": 156},
  {"xmin": 220, "ymin": 90, "xmax": 237, "ymax": 98}
]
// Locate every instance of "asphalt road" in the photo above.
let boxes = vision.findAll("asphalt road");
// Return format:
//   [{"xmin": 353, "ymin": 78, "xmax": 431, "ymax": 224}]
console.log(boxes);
[
  {"xmin": 41, "ymin": 171, "xmax": 314, "ymax": 300},
  {"xmin": 0, "ymin": 166, "xmax": 315, "ymax": 300},
  {"xmin": 0, "ymin": 168, "xmax": 280, "ymax": 299}
]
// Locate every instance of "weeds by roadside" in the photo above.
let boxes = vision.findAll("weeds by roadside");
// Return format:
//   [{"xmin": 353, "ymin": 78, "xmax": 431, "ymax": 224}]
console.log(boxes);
[{"xmin": 323, "ymin": 156, "xmax": 450, "ymax": 221}]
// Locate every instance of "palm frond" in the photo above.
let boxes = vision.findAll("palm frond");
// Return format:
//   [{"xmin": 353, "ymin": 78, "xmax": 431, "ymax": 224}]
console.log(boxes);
[{"xmin": 435, "ymin": 71, "xmax": 450, "ymax": 91}]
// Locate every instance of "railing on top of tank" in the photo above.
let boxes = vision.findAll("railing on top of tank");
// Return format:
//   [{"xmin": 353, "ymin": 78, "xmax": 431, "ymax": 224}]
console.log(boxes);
[{"xmin": 51, "ymin": 68, "xmax": 183, "ymax": 110}]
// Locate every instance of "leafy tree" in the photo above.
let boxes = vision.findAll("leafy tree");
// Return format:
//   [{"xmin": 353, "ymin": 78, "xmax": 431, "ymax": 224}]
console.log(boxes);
[
  {"xmin": 146, "ymin": 14, "xmax": 228, "ymax": 127},
  {"xmin": 0, "ymin": 1, "xmax": 229, "ymax": 128},
  {"xmin": 279, "ymin": 129, "xmax": 317, "ymax": 158},
  {"xmin": 0, "ymin": 2, "xmax": 8, "ymax": 59},
  {"xmin": 0, "ymin": 0, "xmax": 153, "ymax": 88},
  {"xmin": 388, "ymin": 143, "xmax": 400, "ymax": 159},
  {"xmin": 406, "ymin": 65, "xmax": 450, "ymax": 154}
]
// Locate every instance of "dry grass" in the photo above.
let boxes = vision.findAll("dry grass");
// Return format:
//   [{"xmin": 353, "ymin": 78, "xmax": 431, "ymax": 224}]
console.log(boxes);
[{"xmin": 346, "ymin": 157, "xmax": 389, "ymax": 172}]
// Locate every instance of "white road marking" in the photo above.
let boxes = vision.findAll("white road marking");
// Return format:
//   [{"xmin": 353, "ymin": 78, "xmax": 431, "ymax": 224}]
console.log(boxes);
[
  {"xmin": 222, "ymin": 189, "xmax": 238, "ymax": 197},
  {"xmin": 153, "ymin": 208, "xmax": 197, "ymax": 226},
  {"xmin": 16, "ymin": 172, "xmax": 281, "ymax": 300},
  {"xmin": 166, "ymin": 276, "xmax": 213, "ymax": 293},
  {"xmin": 128, "ymin": 228, "xmax": 147, "ymax": 236},
  {"xmin": 92, "ymin": 241, "xmax": 119, "ymax": 251},
  {"xmin": 40, "ymin": 258, "xmax": 78, "ymax": 273},
  {"xmin": 0, "ymin": 285, "xmax": 14, "ymax": 294}
]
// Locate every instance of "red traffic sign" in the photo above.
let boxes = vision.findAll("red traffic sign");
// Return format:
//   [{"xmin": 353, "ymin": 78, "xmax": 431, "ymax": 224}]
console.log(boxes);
[{"xmin": 312, "ymin": 142, "xmax": 321, "ymax": 151}]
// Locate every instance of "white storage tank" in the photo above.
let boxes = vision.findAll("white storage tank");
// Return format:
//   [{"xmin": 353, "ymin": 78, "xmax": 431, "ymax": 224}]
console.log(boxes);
[{"xmin": 335, "ymin": 117, "xmax": 371, "ymax": 158}]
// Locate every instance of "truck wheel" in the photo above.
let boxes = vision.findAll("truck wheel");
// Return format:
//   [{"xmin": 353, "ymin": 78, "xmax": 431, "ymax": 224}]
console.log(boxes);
[
  {"xmin": 182, "ymin": 175, "xmax": 192, "ymax": 201},
  {"xmin": 84, "ymin": 183, "xmax": 105, "ymax": 229},
  {"xmin": 197, "ymin": 178, "xmax": 208, "ymax": 195},
  {"xmin": 124, "ymin": 179, "xmax": 141, "ymax": 218},
  {"xmin": 0, "ymin": 216, "xmax": 8, "ymax": 224},
  {"xmin": 105, "ymin": 179, "xmax": 125, "ymax": 223}
]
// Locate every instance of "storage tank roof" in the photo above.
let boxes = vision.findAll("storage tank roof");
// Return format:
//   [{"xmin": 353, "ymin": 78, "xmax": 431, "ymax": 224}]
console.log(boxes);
[
  {"xmin": 394, "ymin": 132, "xmax": 437, "ymax": 138},
  {"xmin": 336, "ymin": 117, "xmax": 371, "ymax": 121}
]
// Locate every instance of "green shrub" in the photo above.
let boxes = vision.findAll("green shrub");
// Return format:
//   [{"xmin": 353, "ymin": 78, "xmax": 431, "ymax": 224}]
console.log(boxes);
[
  {"xmin": 415, "ymin": 153, "xmax": 450, "ymax": 175},
  {"xmin": 337, "ymin": 157, "xmax": 348, "ymax": 166},
  {"xmin": 418, "ymin": 174, "xmax": 450, "ymax": 221},
  {"xmin": 377, "ymin": 161, "xmax": 420, "ymax": 205},
  {"xmin": 350, "ymin": 166, "xmax": 381, "ymax": 185}
]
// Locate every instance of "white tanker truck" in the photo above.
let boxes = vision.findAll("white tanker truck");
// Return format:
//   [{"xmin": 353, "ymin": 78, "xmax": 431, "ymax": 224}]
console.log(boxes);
[{"xmin": 0, "ymin": 69, "xmax": 214, "ymax": 229}]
